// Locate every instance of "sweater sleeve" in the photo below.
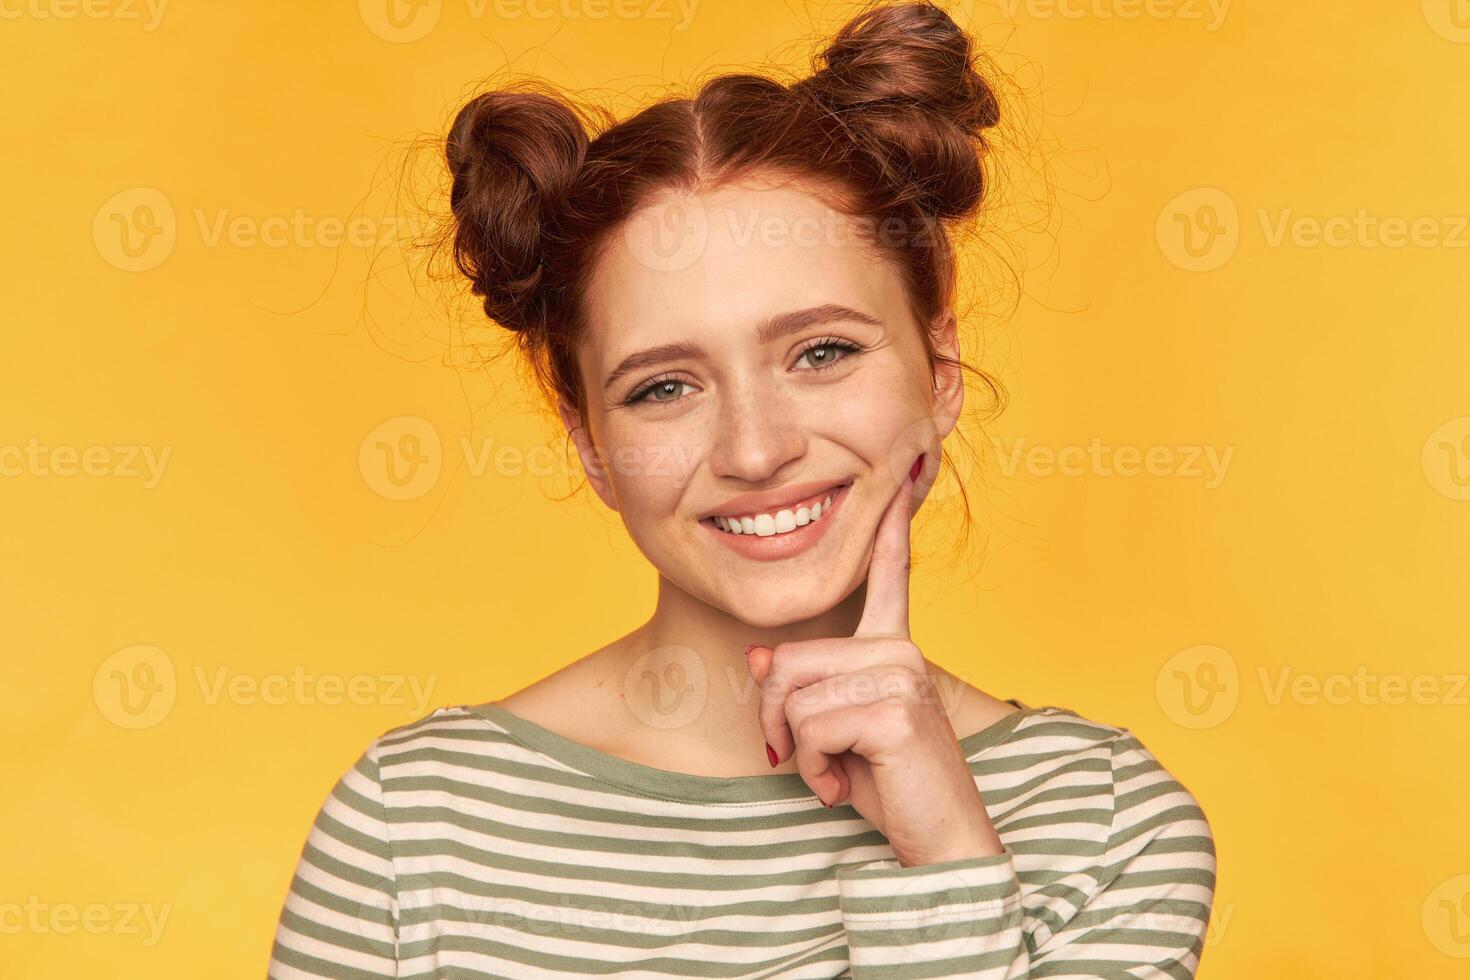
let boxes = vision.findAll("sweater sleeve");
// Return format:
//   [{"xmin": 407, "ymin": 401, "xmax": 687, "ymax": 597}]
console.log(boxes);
[
  {"xmin": 835, "ymin": 847, "xmax": 1028, "ymax": 978},
  {"xmin": 1027, "ymin": 730, "xmax": 1216, "ymax": 977},
  {"xmin": 834, "ymin": 730, "xmax": 1216, "ymax": 979},
  {"xmin": 268, "ymin": 742, "xmax": 400, "ymax": 979}
]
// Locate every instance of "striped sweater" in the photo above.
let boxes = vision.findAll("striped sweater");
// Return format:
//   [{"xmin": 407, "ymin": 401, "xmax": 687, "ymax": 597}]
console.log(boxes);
[{"xmin": 268, "ymin": 701, "xmax": 1216, "ymax": 979}]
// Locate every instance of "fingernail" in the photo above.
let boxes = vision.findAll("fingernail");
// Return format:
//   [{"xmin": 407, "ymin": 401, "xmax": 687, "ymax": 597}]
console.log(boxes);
[
  {"xmin": 744, "ymin": 643, "xmax": 759, "ymax": 658},
  {"xmin": 765, "ymin": 743, "xmax": 778, "ymax": 767},
  {"xmin": 909, "ymin": 452, "xmax": 926, "ymax": 483}
]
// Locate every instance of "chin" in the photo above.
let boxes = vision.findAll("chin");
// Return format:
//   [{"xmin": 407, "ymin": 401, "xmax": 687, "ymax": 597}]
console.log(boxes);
[
  {"xmin": 721, "ymin": 592, "xmax": 836, "ymax": 630},
  {"xmin": 730, "ymin": 609, "xmax": 800, "ymax": 630}
]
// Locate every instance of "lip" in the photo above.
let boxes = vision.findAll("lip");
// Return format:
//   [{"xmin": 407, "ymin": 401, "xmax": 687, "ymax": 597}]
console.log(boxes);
[
  {"xmin": 700, "ymin": 479, "xmax": 851, "ymax": 522},
  {"xmin": 699, "ymin": 481, "xmax": 851, "ymax": 562}
]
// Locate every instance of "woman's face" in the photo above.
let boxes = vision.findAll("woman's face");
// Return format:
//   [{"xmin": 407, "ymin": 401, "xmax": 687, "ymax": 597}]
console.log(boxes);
[{"xmin": 561, "ymin": 179, "xmax": 965, "ymax": 629}]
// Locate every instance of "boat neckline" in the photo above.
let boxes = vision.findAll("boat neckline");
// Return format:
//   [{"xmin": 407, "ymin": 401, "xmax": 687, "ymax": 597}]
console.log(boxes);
[{"xmin": 464, "ymin": 697, "xmax": 1055, "ymax": 805}]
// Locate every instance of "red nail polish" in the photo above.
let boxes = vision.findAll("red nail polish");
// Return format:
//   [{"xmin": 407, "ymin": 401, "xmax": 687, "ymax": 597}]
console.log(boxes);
[
  {"xmin": 765, "ymin": 743, "xmax": 778, "ymax": 767},
  {"xmin": 909, "ymin": 453, "xmax": 925, "ymax": 483}
]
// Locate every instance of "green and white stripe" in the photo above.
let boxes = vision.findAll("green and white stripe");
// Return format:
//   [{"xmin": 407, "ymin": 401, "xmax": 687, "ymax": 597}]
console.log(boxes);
[{"xmin": 269, "ymin": 702, "xmax": 1215, "ymax": 978}]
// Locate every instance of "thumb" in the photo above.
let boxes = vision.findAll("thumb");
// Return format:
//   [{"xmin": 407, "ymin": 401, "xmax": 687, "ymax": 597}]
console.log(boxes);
[{"xmin": 745, "ymin": 643, "xmax": 773, "ymax": 684}]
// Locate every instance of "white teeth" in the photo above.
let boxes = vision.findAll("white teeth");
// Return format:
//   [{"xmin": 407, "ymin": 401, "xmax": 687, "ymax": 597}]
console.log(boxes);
[{"xmin": 711, "ymin": 489, "xmax": 841, "ymax": 537}]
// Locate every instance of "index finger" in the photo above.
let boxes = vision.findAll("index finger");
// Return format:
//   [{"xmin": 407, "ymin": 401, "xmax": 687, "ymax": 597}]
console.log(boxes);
[{"xmin": 854, "ymin": 452, "xmax": 925, "ymax": 638}]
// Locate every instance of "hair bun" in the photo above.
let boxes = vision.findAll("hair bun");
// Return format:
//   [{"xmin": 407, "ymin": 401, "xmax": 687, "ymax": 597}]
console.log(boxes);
[
  {"xmin": 446, "ymin": 90, "xmax": 589, "ymax": 334},
  {"xmin": 795, "ymin": 2, "xmax": 1000, "ymax": 219}
]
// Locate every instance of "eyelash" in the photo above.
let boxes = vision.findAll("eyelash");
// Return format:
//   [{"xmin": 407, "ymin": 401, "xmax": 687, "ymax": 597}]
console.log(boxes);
[{"xmin": 623, "ymin": 337, "xmax": 867, "ymax": 407}]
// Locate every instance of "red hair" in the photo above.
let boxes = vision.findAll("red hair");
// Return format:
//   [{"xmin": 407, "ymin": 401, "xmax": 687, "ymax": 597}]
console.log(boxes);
[{"xmin": 440, "ymin": 1, "xmax": 1007, "ymax": 438}]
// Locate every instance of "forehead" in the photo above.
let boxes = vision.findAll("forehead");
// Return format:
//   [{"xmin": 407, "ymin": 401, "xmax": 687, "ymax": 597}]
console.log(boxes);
[{"xmin": 581, "ymin": 180, "xmax": 903, "ymax": 360}]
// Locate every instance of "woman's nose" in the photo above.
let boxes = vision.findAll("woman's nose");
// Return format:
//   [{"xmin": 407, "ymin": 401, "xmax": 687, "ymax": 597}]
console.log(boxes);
[{"xmin": 706, "ymin": 388, "xmax": 809, "ymax": 484}]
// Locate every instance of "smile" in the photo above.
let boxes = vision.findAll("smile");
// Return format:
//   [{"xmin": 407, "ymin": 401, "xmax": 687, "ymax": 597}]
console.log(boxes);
[{"xmin": 699, "ymin": 482, "xmax": 851, "ymax": 561}]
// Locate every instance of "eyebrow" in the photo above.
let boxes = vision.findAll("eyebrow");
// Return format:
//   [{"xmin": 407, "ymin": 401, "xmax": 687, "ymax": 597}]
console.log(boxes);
[{"xmin": 602, "ymin": 303, "xmax": 883, "ymax": 393}]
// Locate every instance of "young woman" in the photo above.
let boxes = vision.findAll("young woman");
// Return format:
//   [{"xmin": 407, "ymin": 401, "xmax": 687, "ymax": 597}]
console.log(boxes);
[{"xmin": 269, "ymin": 3, "xmax": 1216, "ymax": 977}]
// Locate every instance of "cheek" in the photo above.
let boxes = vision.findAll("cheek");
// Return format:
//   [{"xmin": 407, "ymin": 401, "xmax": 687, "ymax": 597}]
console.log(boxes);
[
  {"xmin": 598, "ymin": 418, "xmax": 704, "ymax": 511},
  {"xmin": 817, "ymin": 362, "xmax": 929, "ymax": 463}
]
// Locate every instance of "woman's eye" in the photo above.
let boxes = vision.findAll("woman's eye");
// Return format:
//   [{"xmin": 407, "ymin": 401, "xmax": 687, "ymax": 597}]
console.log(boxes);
[
  {"xmin": 627, "ymin": 341, "xmax": 863, "ymax": 406},
  {"xmin": 796, "ymin": 341, "xmax": 862, "ymax": 371},
  {"xmin": 630, "ymin": 379, "xmax": 690, "ymax": 405}
]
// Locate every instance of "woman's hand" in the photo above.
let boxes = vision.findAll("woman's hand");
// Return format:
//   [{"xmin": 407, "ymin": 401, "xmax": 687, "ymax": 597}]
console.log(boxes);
[{"xmin": 744, "ymin": 453, "xmax": 1005, "ymax": 868}]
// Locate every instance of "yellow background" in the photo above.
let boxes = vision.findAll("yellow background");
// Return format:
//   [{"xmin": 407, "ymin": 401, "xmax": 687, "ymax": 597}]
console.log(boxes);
[{"xmin": 4, "ymin": 1, "xmax": 1468, "ymax": 976}]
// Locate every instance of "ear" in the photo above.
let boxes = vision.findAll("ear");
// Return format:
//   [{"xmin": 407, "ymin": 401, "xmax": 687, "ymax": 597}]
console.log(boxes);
[
  {"xmin": 557, "ymin": 396, "xmax": 620, "ymax": 513},
  {"xmin": 930, "ymin": 309, "xmax": 965, "ymax": 439}
]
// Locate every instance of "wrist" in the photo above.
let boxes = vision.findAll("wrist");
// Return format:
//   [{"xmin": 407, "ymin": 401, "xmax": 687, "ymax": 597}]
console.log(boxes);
[{"xmin": 895, "ymin": 822, "xmax": 1005, "ymax": 868}]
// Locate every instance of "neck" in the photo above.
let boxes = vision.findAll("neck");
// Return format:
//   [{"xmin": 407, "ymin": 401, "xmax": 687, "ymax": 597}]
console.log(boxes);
[{"xmin": 602, "ymin": 572, "xmax": 871, "ymax": 775}]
